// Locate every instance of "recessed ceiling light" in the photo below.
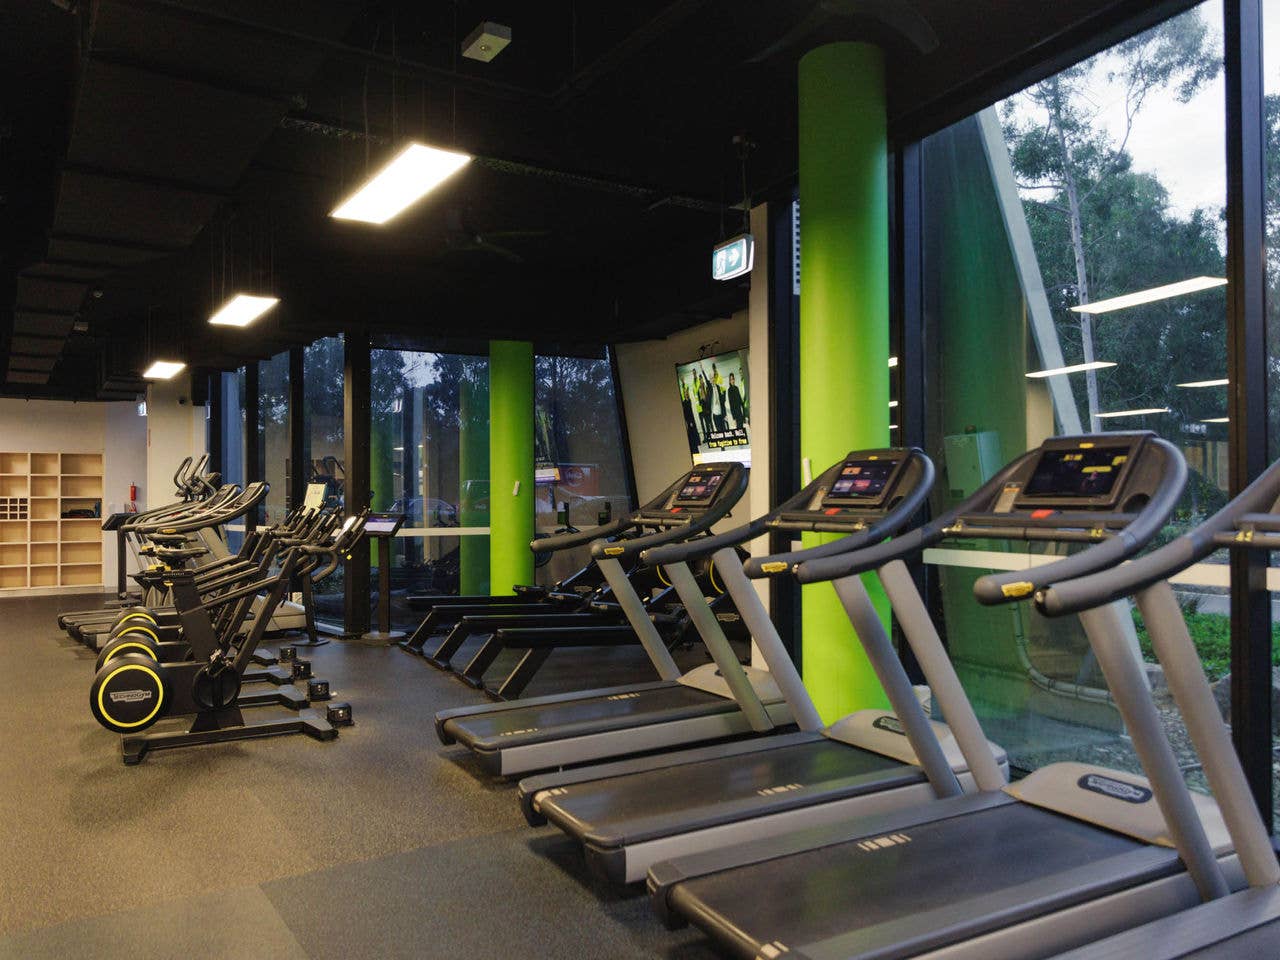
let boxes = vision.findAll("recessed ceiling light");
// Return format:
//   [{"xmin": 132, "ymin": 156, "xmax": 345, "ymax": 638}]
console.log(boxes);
[
  {"xmin": 1176, "ymin": 378, "xmax": 1228, "ymax": 388},
  {"xmin": 1026, "ymin": 361, "xmax": 1116, "ymax": 379},
  {"xmin": 331, "ymin": 143, "xmax": 472, "ymax": 225},
  {"xmin": 1070, "ymin": 277, "xmax": 1227, "ymax": 315},
  {"xmin": 209, "ymin": 294, "xmax": 279, "ymax": 327},
  {"xmin": 143, "ymin": 361, "xmax": 186, "ymax": 380},
  {"xmin": 888, "ymin": 356, "xmax": 898, "ymax": 368},
  {"xmin": 1202, "ymin": 417, "xmax": 1229, "ymax": 423},
  {"xmin": 1094, "ymin": 407, "xmax": 1169, "ymax": 419}
]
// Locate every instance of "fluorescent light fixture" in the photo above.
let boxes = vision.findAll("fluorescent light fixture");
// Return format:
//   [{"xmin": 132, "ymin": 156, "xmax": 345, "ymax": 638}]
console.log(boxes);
[
  {"xmin": 1093, "ymin": 407, "xmax": 1169, "ymax": 419},
  {"xmin": 143, "ymin": 360, "xmax": 185, "ymax": 380},
  {"xmin": 1176, "ymin": 378, "xmax": 1228, "ymax": 388},
  {"xmin": 889, "ymin": 424, "xmax": 899, "ymax": 430},
  {"xmin": 1202, "ymin": 417, "xmax": 1229, "ymax": 423},
  {"xmin": 209, "ymin": 293, "xmax": 279, "ymax": 327},
  {"xmin": 888, "ymin": 400, "xmax": 899, "ymax": 408},
  {"xmin": 1070, "ymin": 277, "xmax": 1227, "ymax": 315},
  {"xmin": 331, "ymin": 143, "xmax": 472, "ymax": 224},
  {"xmin": 1026, "ymin": 361, "xmax": 1116, "ymax": 379},
  {"xmin": 888, "ymin": 356, "xmax": 898, "ymax": 368},
  {"xmin": 392, "ymin": 446, "xmax": 405, "ymax": 451}
]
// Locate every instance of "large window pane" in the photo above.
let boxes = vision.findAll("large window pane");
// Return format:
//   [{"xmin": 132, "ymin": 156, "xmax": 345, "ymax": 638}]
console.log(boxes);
[
  {"xmin": 921, "ymin": 2, "xmax": 1225, "ymax": 786},
  {"xmin": 533, "ymin": 351, "xmax": 633, "ymax": 585},
  {"xmin": 219, "ymin": 368, "xmax": 247, "ymax": 551},
  {"xmin": 371, "ymin": 349, "xmax": 490, "ymax": 619},
  {"xmin": 1263, "ymin": 0, "xmax": 1280, "ymax": 824},
  {"xmin": 303, "ymin": 337, "xmax": 345, "ymax": 619},
  {"xmin": 258, "ymin": 351, "xmax": 290, "ymax": 525}
]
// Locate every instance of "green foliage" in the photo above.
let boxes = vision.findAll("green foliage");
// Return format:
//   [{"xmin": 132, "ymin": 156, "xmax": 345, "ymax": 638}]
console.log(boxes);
[{"xmin": 1131, "ymin": 606, "xmax": 1280, "ymax": 682}]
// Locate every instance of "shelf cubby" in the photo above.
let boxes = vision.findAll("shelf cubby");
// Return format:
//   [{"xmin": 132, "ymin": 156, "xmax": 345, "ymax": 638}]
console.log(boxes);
[
  {"xmin": 0, "ymin": 522, "xmax": 27, "ymax": 544},
  {"xmin": 0, "ymin": 477, "xmax": 28, "ymax": 497},
  {"xmin": 0, "ymin": 568, "xmax": 28, "ymax": 589},
  {"xmin": 60, "ymin": 475, "xmax": 102, "ymax": 499},
  {"xmin": 29, "ymin": 521, "xmax": 57, "ymax": 543},
  {"xmin": 0, "ymin": 453, "xmax": 29, "ymax": 474},
  {"xmin": 60, "ymin": 519, "xmax": 101, "ymax": 542},
  {"xmin": 30, "ymin": 543, "xmax": 57, "ymax": 565},
  {"xmin": 0, "ymin": 544, "xmax": 27, "ymax": 566},
  {"xmin": 30, "ymin": 476, "xmax": 58, "ymax": 498},
  {"xmin": 60, "ymin": 454, "xmax": 102, "ymax": 476},
  {"xmin": 60, "ymin": 542, "xmax": 101, "ymax": 565},
  {"xmin": 59, "ymin": 565, "xmax": 100, "ymax": 587},
  {"xmin": 30, "ymin": 498, "xmax": 58, "ymax": 521},
  {"xmin": 30, "ymin": 453, "xmax": 59, "ymax": 475},
  {"xmin": 29, "ymin": 566, "xmax": 57, "ymax": 588}
]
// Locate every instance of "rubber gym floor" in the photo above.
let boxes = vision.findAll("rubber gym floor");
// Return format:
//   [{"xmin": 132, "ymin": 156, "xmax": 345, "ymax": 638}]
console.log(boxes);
[{"xmin": 0, "ymin": 595, "xmax": 723, "ymax": 960}]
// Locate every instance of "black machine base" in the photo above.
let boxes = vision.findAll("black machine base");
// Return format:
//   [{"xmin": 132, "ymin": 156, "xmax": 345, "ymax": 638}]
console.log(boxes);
[{"xmin": 120, "ymin": 707, "xmax": 337, "ymax": 765}]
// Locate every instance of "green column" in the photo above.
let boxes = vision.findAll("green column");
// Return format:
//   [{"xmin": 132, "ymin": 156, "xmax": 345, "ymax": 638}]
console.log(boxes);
[
  {"xmin": 798, "ymin": 42, "xmax": 892, "ymax": 722},
  {"xmin": 489, "ymin": 340, "xmax": 535, "ymax": 594},
  {"xmin": 458, "ymin": 370, "xmax": 490, "ymax": 595}
]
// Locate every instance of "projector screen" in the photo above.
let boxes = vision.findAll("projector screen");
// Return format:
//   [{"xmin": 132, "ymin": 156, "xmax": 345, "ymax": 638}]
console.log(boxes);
[{"xmin": 674, "ymin": 348, "xmax": 751, "ymax": 466}]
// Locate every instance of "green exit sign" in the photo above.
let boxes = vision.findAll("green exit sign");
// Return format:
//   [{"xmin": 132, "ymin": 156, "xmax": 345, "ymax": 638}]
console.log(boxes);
[{"xmin": 712, "ymin": 234, "xmax": 754, "ymax": 281}]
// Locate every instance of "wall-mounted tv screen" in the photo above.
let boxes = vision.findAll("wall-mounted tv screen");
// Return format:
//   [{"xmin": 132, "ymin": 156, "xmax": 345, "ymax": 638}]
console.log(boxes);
[{"xmin": 675, "ymin": 348, "xmax": 750, "ymax": 466}]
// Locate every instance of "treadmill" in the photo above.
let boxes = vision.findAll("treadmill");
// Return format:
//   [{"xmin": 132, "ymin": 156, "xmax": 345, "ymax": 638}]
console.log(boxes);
[
  {"xmin": 649, "ymin": 432, "xmax": 1248, "ymax": 960},
  {"xmin": 1035, "ymin": 453, "xmax": 1280, "ymax": 958},
  {"xmin": 435, "ymin": 462, "xmax": 793, "ymax": 776},
  {"xmin": 519, "ymin": 448, "xmax": 1007, "ymax": 883}
]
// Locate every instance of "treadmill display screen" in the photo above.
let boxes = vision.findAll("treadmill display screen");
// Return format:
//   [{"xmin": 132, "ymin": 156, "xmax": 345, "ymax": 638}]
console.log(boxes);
[
  {"xmin": 675, "ymin": 469, "xmax": 727, "ymax": 506},
  {"xmin": 824, "ymin": 458, "xmax": 898, "ymax": 504},
  {"xmin": 1023, "ymin": 447, "xmax": 1130, "ymax": 500}
]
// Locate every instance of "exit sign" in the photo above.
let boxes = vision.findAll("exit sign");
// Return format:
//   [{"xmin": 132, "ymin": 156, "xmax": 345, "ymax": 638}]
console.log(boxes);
[{"xmin": 712, "ymin": 234, "xmax": 754, "ymax": 281}]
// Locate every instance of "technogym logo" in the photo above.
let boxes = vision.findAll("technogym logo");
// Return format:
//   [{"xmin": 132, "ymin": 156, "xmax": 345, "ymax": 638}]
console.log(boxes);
[
  {"xmin": 872, "ymin": 716, "xmax": 907, "ymax": 736},
  {"xmin": 109, "ymin": 689, "xmax": 153, "ymax": 704},
  {"xmin": 1078, "ymin": 773, "xmax": 1152, "ymax": 804},
  {"xmin": 855, "ymin": 833, "xmax": 912, "ymax": 853}
]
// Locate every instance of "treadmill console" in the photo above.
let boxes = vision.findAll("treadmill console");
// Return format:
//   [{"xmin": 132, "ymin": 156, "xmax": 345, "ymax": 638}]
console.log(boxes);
[
  {"xmin": 649, "ymin": 464, "xmax": 735, "ymax": 516},
  {"xmin": 769, "ymin": 449, "xmax": 918, "ymax": 533}
]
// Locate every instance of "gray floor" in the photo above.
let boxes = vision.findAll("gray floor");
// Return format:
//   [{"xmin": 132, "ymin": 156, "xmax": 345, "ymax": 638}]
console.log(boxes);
[{"xmin": 0, "ymin": 595, "xmax": 720, "ymax": 960}]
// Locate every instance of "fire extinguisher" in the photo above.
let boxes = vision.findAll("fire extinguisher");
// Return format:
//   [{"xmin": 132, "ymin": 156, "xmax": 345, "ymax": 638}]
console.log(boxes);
[{"xmin": 128, "ymin": 482, "xmax": 138, "ymax": 513}]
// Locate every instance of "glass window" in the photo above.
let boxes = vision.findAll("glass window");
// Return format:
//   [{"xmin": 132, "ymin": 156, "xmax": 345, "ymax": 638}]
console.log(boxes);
[
  {"xmin": 219, "ymin": 368, "xmax": 247, "ymax": 551},
  {"xmin": 1263, "ymin": 0, "xmax": 1280, "ymax": 823},
  {"xmin": 533, "ymin": 351, "xmax": 633, "ymax": 585},
  {"xmin": 920, "ymin": 2, "xmax": 1225, "ymax": 786},
  {"xmin": 258, "ymin": 350, "xmax": 291, "ymax": 526},
  {"xmin": 302, "ymin": 337, "xmax": 345, "ymax": 512},
  {"xmin": 371, "ymin": 349, "xmax": 491, "ymax": 620}
]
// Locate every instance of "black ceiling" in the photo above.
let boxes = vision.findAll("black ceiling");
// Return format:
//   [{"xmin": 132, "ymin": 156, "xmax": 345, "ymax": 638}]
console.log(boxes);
[{"xmin": 0, "ymin": 0, "xmax": 1192, "ymax": 400}]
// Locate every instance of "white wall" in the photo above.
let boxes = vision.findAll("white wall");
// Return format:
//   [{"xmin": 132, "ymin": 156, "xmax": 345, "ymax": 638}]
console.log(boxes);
[
  {"xmin": 615, "ymin": 311, "xmax": 751, "ymax": 516},
  {"xmin": 0, "ymin": 397, "xmax": 146, "ymax": 592},
  {"xmin": 145, "ymin": 372, "xmax": 208, "ymax": 510}
]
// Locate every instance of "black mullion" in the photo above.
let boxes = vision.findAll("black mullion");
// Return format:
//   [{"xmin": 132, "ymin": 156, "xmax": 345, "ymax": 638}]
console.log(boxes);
[
  {"xmin": 1224, "ymin": 0, "xmax": 1272, "ymax": 830},
  {"xmin": 767, "ymin": 189, "xmax": 801, "ymax": 663},
  {"xmin": 895, "ymin": 141, "xmax": 930, "ymax": 684},
  {"xmin": 607, "ymin": 345, "xmax": 639, "ymax": 511},
  {"xmin": 207, "ymin": 372, "xmax": 224, "ymax": 479}
]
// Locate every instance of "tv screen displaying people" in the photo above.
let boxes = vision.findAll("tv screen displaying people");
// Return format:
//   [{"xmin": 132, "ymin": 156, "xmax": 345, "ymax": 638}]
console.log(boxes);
[{"xmin": 675, "ymin": 348, "xmax": 751, "ymax": 466}]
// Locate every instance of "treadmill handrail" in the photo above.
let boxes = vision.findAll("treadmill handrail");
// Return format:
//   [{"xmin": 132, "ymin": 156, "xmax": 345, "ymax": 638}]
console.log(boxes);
[
  {"xmin": 796, "ymin": 448, "xmax": 1040, "ymax": 584},
  {"xmin": 530, "ymin": 471, "xmax": 706, "ymax": 553},
  {"xmin": 1039, "ymin": 451, "xmax": 1280, "ymax": 617},
  {"xmin": 973, "ymin": 437, "xmax": 1185, "ymax": 606},
  {"xmin": 641, "ymin": 449, "xmax": 935, "ymax": 571},
  {"xmin": 590, "ymin": 466, "xmax": 750, "ymax": 563},
  {"xmin": 796, "ymin": 438, "xmax": 1185, "ymax": 603}
]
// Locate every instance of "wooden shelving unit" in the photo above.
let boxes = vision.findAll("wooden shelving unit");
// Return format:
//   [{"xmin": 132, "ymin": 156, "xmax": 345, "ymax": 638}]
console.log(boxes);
[{"xmin": 0, "ymin": 452, "xmax": 104, "ymax": 595}]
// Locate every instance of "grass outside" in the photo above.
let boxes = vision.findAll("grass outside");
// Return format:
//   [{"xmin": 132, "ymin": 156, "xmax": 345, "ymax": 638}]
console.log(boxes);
[{"xmin": 1132, "ymin": 607, "xmax": 1280, "ymax": 682}]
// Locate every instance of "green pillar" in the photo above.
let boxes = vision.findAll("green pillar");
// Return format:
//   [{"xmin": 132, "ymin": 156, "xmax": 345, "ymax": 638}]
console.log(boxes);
[
  {"xmin": 489, "ymin": 340, "xmax": 535, "ymax": 594},
  {"xmin": 458, "ymin": 371, "xmax": 490, "ymax": 595},
  {"xmin": 798, "ymin": 42, "xmax": 892, "ymax": 722}
]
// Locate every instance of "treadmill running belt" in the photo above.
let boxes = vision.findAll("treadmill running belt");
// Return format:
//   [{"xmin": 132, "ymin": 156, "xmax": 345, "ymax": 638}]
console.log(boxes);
[
  {"xmin": 544, "ymin": 739, "xmax": 912, "ymax": 846},
  {"xmin": 670, "ymin": 803, "xmax": 1165, "ymax": 960},
  {"xmin": 444, "ymin": 683, "xmax": 730, "ymax": 749}
]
